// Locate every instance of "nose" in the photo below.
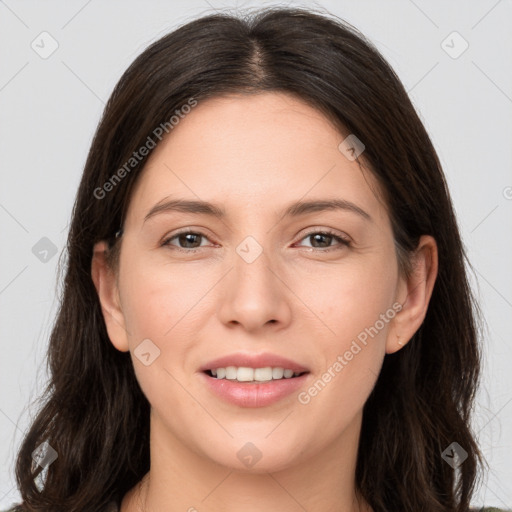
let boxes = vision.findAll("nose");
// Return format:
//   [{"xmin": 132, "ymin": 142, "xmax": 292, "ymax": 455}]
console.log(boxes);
[{"xmin": 217, "ymin": 241, "xmax": 292, "ymax": 333}]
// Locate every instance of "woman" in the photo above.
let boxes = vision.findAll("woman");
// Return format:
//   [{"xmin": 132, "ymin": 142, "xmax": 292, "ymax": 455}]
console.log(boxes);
[{"xmin": 6, "ymin": 6, "xmax": 509, "ymax": 512}]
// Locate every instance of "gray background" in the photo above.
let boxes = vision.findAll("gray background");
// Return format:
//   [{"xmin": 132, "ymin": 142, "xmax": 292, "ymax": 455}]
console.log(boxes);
[{"xmin": 1, "ymin": 0, "xmax": 511, "ymax": 508}]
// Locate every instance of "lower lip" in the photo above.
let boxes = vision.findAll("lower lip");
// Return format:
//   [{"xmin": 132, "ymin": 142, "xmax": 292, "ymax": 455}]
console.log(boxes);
[{"xmin": 199, "ymin": 371, "xmax": 310, "ymax": 408}]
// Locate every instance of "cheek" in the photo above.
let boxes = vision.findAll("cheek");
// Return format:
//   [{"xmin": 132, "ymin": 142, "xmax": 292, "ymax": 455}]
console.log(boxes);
[
  {"xmin": 290, "ymin": 251, "xmax": 396, "ymax": 407},
  {"xmin": 118, "ymin": 245, "xmax": 233, "ymax": 363},
  {"xmin": 293, "ymin": 264, "xmax": 393, "ymax": 442},
  {"xmin": 293, "ymin": 253, "xmax": 398, "ymax": 343},
  {"xmin": 119, "ymin": 248, "xmax": 208, "ymax": 341},
  {"xmin": 118, "ymin": 257, "xmax": 204, "ymax": 406}
]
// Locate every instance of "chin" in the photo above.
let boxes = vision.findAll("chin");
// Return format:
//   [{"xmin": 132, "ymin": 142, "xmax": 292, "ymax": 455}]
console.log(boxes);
[{"xmin": 204, "ymin": 441, "xmax": 302, "ymax": 474}]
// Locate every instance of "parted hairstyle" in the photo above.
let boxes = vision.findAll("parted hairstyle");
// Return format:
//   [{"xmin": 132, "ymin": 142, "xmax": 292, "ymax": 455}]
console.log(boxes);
[{"xmin": 12, "ymin": 6, "xmax": 485, "ymax": 512}]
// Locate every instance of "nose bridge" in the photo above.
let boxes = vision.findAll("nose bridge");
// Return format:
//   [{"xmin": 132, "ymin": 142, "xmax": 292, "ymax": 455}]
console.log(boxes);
[
  {"xmin": 217, "ymin": 233, "xmax": 291, "ymax": 330},
  {"xmin": 233, "ymin": 235, "xmax": 278, "ymax": 303},
  {"xmin": 235, "ymin": 235, "xmax": 273, "ymax": 288}
]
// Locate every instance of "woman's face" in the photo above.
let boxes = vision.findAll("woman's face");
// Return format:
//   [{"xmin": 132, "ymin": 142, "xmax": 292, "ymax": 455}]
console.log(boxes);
[{"xmin": 95, "ymin": 92, "xmax": 426, "ymax": 473}]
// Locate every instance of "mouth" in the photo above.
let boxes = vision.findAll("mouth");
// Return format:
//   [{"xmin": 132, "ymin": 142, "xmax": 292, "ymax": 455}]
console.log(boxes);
[
  {"xmin": 204, "ymin": 367, "xmax": 309, "ymax": 383},
  {"xmin": 198, "ymin": 353, "xmax": 311, "ymax": 407},
  {"xmin": 200, "ymin": 367, "xmax": 311, "ymax": 408}
]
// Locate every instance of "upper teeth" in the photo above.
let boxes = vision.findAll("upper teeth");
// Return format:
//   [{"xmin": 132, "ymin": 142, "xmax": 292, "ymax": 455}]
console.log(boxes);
[{"xmin": 210, "ymin": 366, "xmax": 301, "ymax": 382}]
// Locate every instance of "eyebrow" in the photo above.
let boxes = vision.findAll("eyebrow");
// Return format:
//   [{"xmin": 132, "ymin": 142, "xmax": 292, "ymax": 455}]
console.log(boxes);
[{"xmin": 143, "ymin": 197, "xmax": 372, "ymax": 224}]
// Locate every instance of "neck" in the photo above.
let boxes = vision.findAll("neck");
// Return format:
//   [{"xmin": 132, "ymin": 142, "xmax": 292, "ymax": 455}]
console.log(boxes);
[{"xmin": 121, "ymin": 409, "xmax": 371, "ymax": 512}]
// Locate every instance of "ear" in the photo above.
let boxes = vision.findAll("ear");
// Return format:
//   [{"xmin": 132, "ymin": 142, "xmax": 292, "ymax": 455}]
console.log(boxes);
[
  {"xmin": 386, "ymin": 235, "xmax": 438, "ymax": 354},
  {"xmin": 91, "ymin": 240, "xmax": 130, "ymax": 352}
]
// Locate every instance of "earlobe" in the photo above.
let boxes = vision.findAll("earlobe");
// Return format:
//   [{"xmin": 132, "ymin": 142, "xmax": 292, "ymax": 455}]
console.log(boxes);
[
  {"xmin": 386, "ymin": 235, "xmax": 438, "ymax": 354},
  {"xmin": 91, "ymin": 241, "xmax": 130, "ymax": 352}
]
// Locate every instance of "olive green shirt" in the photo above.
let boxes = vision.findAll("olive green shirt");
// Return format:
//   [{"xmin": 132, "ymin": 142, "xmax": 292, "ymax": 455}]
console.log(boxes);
[{"xmin": 3, "ymin": 504, "xmax": 512, "ymax": 511}]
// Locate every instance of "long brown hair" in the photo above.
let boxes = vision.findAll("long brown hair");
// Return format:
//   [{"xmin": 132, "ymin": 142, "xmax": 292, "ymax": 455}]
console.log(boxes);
[{"xmin": 12, "ymin": 6, "xmax": 485, "ymax": 511}]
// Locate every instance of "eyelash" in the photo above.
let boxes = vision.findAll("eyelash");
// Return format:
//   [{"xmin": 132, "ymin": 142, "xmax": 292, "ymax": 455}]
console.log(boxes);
[{"xmin": 161, "ymin": 228, "xmax": 351, "ymax": 254}]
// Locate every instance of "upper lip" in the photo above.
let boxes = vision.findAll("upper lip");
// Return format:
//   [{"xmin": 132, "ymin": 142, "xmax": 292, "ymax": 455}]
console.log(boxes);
[{"xmin": 200, "ymin": 352, "xmax": 310, "ymax": 373}]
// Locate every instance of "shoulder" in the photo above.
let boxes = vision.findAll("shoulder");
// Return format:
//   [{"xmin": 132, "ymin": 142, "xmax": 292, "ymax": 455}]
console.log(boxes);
[
  {"xmin": 470, "ymin": 508, "xmax": 512, "ymax": 511},
  {"xmin": 5, "ymin": 505, "xmax": 511, "ymax": 511},
  {"xmin": 2, "ymin": 499, "xmax": 120, "ymax": 511}
]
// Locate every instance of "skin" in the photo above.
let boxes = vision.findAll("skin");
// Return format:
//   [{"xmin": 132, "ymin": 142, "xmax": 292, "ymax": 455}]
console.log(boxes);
[{"xmin": 91, "ymin": 92, "xmax": 438, "ymax": 512}]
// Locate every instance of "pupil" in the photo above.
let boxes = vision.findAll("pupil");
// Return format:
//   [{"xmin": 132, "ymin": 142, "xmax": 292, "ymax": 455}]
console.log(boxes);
[
  {"xmin": 311, "ymin": 233, "xmax": 331, "ymax": 248},
  {"xmin": 180, "ymin": 233, "xmax": 200, "ymax": 248}
]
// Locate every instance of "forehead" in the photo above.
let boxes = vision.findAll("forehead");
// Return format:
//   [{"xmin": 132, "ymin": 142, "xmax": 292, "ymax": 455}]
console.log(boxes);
[{"xmin": 124, "ymin": 92, "xmax": 389, "ymax": 228}]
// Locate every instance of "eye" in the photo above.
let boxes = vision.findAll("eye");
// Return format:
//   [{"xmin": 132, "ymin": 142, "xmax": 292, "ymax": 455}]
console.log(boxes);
[
  {"xmin": 161, "ymin": 228, "xmax": 351, "ymax": 254},
  {"xmin": 295, "ymin": 229, "xmax": 351, "ymax": 252},
  {"xmin": 161, "ymin": 230, "xmax": 212, "ymax": 252}
]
